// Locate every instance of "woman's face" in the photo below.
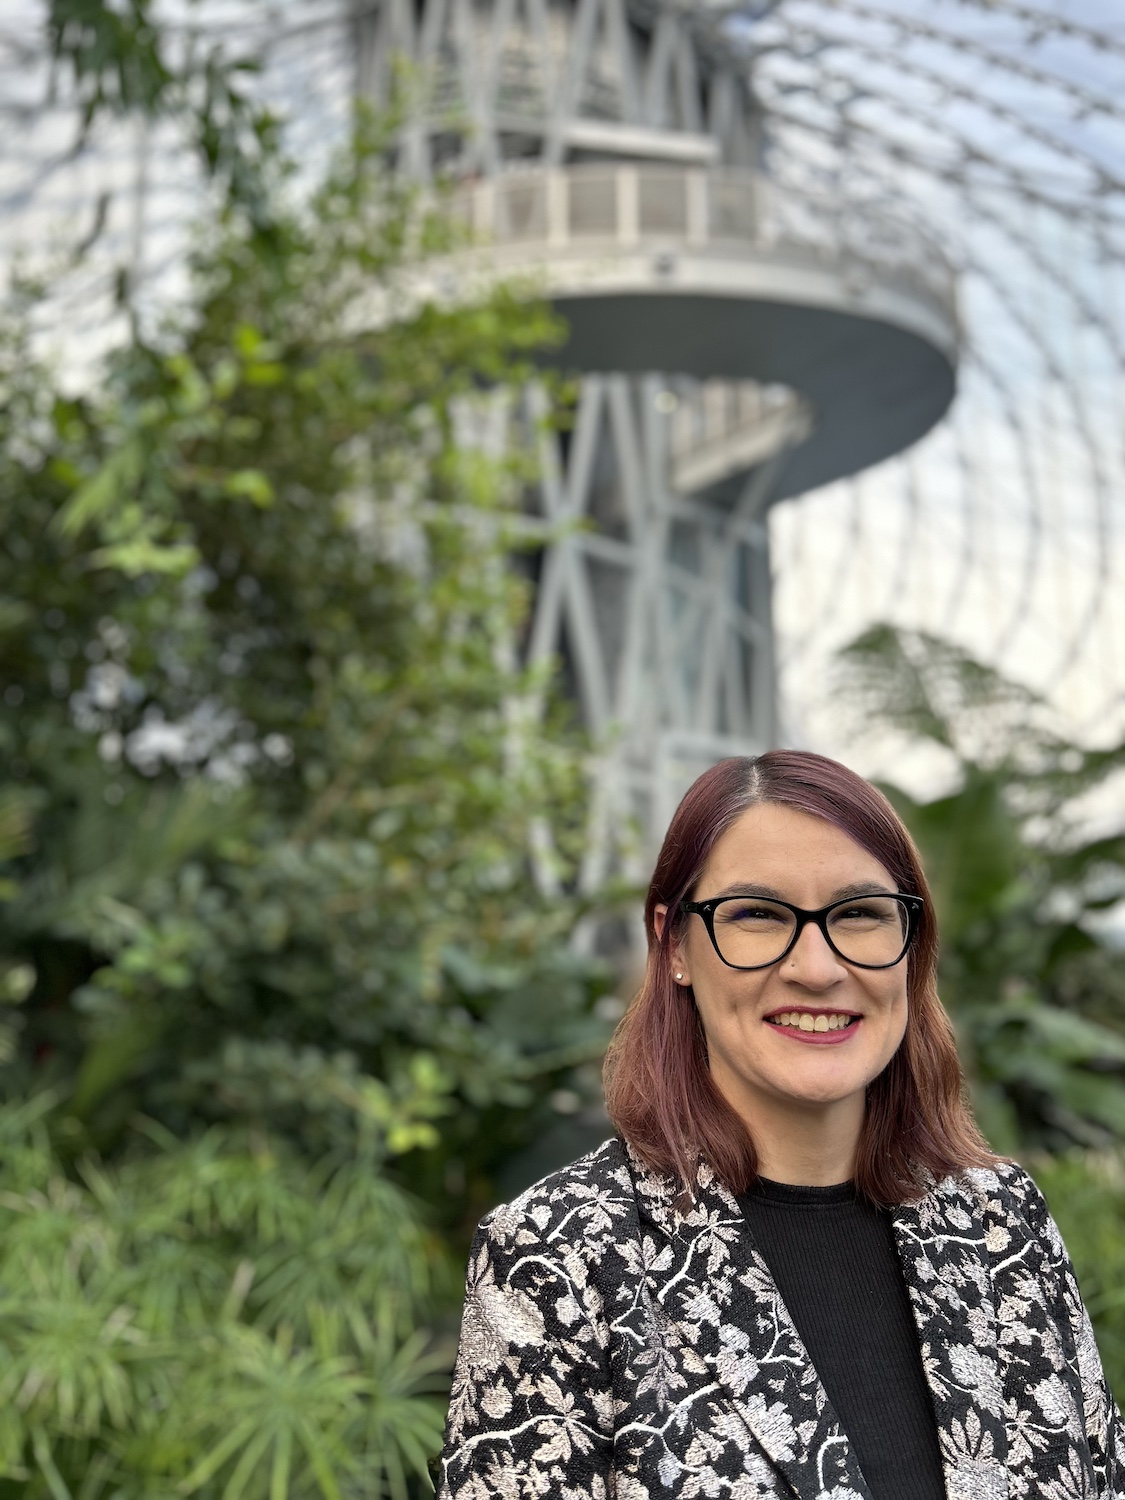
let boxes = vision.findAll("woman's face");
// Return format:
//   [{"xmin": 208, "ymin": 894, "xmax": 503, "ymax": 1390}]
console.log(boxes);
[{"xmin": 666, "ymin": 801, "xmax": 910, "ymax": 1123}]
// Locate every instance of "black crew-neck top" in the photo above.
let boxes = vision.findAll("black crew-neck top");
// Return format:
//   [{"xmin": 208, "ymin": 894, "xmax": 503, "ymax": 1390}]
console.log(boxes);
[{"xmin": 737, "ymin": 1178, "xmax": 946, "ymax": 1500}]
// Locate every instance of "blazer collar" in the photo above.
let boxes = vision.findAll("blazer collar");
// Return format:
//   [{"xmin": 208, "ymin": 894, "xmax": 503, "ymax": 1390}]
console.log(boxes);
[
  {"xmin": 891, "ymin": 1177, "xmax": 1010, "ymax": 1500},
  {"xmin": 629, "ymin": 1146, "xmax": 874, "ymax": 1500},
  {"xmin": 628, "ymin": 1147, "xmax": 1010, "ymax": 1500}
]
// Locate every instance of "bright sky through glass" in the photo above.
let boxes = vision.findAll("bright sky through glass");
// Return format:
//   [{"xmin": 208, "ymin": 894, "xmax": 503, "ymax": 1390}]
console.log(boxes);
[{"xmin": 740, "ymin": 0, "xmax": 1125, "ymax": 755}]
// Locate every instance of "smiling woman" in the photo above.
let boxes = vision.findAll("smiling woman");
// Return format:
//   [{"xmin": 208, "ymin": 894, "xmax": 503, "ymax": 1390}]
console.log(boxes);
[
  {"xmin": 656, "ymin": 799, "xmax": 920, "ymax": 1190},
  {"xmin": 439, "ymin": 753, "xmax": 1125, "ymax": 1500}
]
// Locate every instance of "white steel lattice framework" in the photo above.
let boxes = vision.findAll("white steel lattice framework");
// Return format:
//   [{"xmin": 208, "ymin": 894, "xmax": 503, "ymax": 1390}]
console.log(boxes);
[
  {"xmin": 4, "ymin": 1, "xmax": 1125, "ymax": 836},
  {"xmin": 347, "ymin": 0, "xmax": 959, "ymax": 877}
]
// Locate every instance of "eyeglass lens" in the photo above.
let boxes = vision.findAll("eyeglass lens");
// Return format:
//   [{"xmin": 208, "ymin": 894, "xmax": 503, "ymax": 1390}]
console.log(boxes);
[{"xmin": 710, "ymin": 896, "xmax": 911, "ymax": 969}]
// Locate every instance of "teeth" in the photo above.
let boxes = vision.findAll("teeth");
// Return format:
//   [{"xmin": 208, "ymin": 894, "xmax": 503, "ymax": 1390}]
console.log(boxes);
[{"xmin": 768, "ymin": 1013, "xmax": 856, "ymax": 1031}]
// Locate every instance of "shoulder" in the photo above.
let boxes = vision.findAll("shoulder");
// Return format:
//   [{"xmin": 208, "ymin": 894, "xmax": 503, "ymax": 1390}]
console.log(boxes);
[
  {"xmin": 477, "ymin": 1135, "xmax": 641, "ymax": 1255},
  {"xmin": 928, "ymin": 1159, "xmax": 1062, "ymax": 1254},
  {"xmin": 948, "ymin": 1158, "xmax": 1049, "ymax": 1218}
]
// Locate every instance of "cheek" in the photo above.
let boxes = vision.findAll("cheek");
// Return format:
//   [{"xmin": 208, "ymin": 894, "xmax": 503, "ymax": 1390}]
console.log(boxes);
[
  {"xmin": 681, "ymin": 930, "xmax": 731, "ymax": 999},
  {"xmin": 692, "ymin": 982, "xmax": 771, "ymax": 1066},
  {"xmin": 892, "ymin": 1004, "xmax": 909, "ymax": 1048},
  {"xmin": 879, "ymin": 980, "xmax": 910, "ymax": 1044}
]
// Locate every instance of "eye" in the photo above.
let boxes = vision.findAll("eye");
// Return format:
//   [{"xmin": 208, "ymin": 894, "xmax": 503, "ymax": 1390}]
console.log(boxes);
[
  {"xmin": 717, "ymin": 900, "xmax": 790, "ymax": 926},
  {"xmin": 832, "ymin": 900, "xmax": 899, "ymax": 926}
]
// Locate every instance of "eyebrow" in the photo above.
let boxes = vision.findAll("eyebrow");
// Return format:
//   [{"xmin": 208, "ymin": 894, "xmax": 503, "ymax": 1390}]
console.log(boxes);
[{"xmin": 704, "ymin": 881, "xmax": 897, "ymax": 902}]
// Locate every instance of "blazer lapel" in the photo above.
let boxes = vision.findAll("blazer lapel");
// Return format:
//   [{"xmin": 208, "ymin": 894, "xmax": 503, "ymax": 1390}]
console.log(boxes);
[
  {"xmin": 631, "ymin": 1150, "xmax": 874, "ymax": 1500},
  {"xmin": 892, "ymin": 1177, "xmax": 1010, "ymax": 1500}
]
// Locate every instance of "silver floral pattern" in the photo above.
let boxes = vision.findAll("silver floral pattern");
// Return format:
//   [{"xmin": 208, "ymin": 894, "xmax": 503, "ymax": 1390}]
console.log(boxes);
[{"xmin": 439, "ymin": 1138, "xmax": 1124, "ymax": 1498}]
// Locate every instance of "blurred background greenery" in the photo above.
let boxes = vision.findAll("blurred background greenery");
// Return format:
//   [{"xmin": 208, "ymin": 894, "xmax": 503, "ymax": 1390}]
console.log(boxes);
[{"xmin": 0, "ymin": 3, "xmax": 1123, "ymax": 1496}]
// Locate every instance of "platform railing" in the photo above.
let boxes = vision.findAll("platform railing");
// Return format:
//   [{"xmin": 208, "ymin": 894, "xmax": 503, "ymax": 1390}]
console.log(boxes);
[{"xmin": 454, "ymin": 164, "xmax": 955, "ymax": 314}]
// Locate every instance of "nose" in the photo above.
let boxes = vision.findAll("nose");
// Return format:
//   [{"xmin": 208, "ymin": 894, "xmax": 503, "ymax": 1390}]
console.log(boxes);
[{"xmin": 782, "ymin": 919, "xmax": 847, "ymax": 989}]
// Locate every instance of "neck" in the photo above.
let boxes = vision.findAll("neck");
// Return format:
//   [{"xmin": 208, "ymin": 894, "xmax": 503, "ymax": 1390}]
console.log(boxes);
[{"xmin": 715, "ymin": 1075, "xmax": 865, "ymax": 1186}]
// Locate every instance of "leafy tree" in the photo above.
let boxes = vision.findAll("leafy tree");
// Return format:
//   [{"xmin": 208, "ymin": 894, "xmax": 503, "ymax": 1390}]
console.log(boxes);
[
  {"xmin": 837, "ymin": 625, "xmax": 1125, "ymax": 1153},
  {"xmin": 5, "ymin": 4, "xmax": 617, "ymax": 1493},
  {"xmin": 1, "ymin": 99, "xmax": 611, "ymax": 1218},
  {"xmin": 0, "ymin": 41, "xmax": 619, "ymax": 1487}
]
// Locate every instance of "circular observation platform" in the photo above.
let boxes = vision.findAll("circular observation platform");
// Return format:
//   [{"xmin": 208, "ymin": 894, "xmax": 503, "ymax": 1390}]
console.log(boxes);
[{"xmin": 439, "ymin": 166, "xmax": 959, "ymax": 503}]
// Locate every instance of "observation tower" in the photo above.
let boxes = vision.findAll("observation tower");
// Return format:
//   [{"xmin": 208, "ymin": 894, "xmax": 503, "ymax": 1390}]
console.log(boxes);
[{"xmin": 354, "ymin": 0, "xmax": 959, "ymax": 880}]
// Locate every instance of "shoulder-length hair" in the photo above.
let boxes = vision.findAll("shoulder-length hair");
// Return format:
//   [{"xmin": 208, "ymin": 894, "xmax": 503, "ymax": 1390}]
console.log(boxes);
[{"xmin": 603, "ymin": 750, "xmax": 996, "ymax": 1205}]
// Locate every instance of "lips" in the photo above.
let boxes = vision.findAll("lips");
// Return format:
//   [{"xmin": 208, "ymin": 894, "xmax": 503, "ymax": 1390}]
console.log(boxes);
[{"xmin": 764, "ymin": 1010, "xmax": 861, "ymax": 1045}]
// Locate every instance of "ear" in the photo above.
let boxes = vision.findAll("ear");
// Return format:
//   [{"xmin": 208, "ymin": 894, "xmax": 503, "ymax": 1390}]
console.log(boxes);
[{"xmin": 653, "ymin": 903, "xmax": 691, "ymax": 988}]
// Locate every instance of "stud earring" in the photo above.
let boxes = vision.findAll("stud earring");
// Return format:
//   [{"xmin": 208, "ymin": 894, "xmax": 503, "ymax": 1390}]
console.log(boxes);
[{"xmin": 675, "ymin": 972, "xmax": 684, "ymax": 981}]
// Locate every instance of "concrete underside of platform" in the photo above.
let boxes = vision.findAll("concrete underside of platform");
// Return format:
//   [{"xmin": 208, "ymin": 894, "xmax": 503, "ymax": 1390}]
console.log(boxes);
[{"xmin": 549, "ymin": 289, "xmax": 956, "ymax": 502}]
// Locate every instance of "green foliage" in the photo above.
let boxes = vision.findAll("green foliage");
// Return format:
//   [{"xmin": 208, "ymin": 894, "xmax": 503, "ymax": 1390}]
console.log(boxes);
[
  {"xmin": 4, "ymin": 10, "xmax": 618, "ymax": 1495},
  {"xmin": 46, "ymin": 0, "xmax": 283, "ymax": 238},
  {"xmin": 0, "ymin": 1096, "xmax": 448, "ymax": 1499},
  {"xmin": 48, "ymin": 0, "xmax": 172, "ymax": 122},
  {"xmin": 1034, "ymin": 1151, "xmax": 1125, "ymax": 1401},
  {"xmin": 0, "ymin": 61, "xmax": 617, "ymax": 1490},
  {"xmin": 838, "ymin": 625, "xmax": 1125, "ymax": 1152},
  {"xmin": 0, "ymin": 101, "xmax": 609, "ymax": 1217}
]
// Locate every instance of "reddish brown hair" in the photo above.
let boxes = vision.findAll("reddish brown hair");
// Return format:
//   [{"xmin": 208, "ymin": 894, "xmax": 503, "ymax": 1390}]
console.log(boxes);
[{"xmin": 603, "ymin": 751, "xmax": 996, "ymax": 1205}]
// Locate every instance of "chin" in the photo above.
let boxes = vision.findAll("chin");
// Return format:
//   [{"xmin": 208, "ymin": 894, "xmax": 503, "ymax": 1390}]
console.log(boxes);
[
  {"xmin": 788, "ymin": 1086, "xmax": 861, "ymax": 1108},
  {"xmin": 781, "ymin": 1069, "xmax": 868, "ymax": 1107}
]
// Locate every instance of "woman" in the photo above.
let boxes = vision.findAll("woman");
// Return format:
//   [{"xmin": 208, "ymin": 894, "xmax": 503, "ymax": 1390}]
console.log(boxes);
[{"xmin": 439, "ymin": 752, "xmax": 1123, "ymax": 1500}]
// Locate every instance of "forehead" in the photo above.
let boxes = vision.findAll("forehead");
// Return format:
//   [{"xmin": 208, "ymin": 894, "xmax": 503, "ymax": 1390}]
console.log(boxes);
[{"xmin": 699, "ymin": 801, "xmax": 894, "ymax": 893}]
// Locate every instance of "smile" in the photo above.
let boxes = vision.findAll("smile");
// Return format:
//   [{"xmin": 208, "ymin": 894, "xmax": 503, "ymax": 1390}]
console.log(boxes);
[{"xmin": 765, "ymin": 1011, "xmax": 860, "ymax": 1035}]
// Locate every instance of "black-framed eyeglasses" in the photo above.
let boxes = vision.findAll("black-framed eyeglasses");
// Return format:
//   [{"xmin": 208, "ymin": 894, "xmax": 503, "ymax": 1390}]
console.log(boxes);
[{"xmin": 680, "ymin": 892, "xmax": 924, "ymax": 971}]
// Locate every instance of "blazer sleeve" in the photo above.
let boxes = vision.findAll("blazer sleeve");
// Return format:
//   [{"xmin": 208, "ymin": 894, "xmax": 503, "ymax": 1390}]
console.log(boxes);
[
  {"xmin": 1020, "ymin": 1170, "xmax": 1125, "ymax": 1496},
  {"xmin": 438, "ymin": 1205, "xmax": 615, "ymax": 1500}
]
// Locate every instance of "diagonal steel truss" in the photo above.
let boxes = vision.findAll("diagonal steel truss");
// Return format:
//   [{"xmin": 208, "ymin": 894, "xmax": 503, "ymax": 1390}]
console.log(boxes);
[{"xmin": 520, "ymin": 372, "xmax": 788, "ymax": 886}]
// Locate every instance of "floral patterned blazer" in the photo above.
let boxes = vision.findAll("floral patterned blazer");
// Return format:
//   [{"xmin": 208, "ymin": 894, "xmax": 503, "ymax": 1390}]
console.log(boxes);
[{"xmin": 439, "ymin": 1136, "xmax": 1124, "ymax": 1500}]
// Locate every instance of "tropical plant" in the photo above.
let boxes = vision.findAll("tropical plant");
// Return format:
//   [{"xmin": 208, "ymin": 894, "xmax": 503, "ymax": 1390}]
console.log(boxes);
[
  {"xmin": 836, "ymin": 625, "xmax": 1125, "ymax": 1154},
  {"xmin": 0, "ymin": 1094, "xmax": 449, "ymax": 1499}
]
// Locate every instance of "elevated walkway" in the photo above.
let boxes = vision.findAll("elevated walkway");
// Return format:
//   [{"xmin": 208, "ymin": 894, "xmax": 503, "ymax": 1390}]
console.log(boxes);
[{"xmin": 441, "ymin": 164, "xmax": 958, "ymax": 502}]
